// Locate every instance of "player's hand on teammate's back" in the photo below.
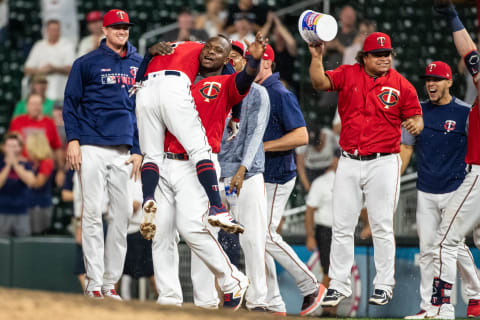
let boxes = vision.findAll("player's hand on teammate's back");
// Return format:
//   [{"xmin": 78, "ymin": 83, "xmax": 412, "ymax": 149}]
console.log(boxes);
[
  {"xmin": 308, "ymin": 41, "xmax": 325, "ymax": 58},
  {"xmin": 402, "ymin": 115, "xmax": 424, "ymax": 136},
  {"xmin": 245, "ymin": 32, "xmax": 266, "ymax": 60},
  {"xmin": 229, "ymin": 165, "xmax": 247, "ymax": 196},
  {"xmin": 66, "ymin": 140, "xmax": 82, "ymax": 171},
  {"xmin": 125, "ymin": 153, "xmax": 143, "ymax": 181},
  {"xmin": 148, "ymin": 41, "xmax": 174, "ymax": 56}
]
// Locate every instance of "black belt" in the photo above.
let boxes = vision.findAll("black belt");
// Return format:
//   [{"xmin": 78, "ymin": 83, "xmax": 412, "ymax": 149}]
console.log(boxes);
[
  {"xmin": 342, "ymin": 151, "xmax": 392, "ymax": 161},
  {"xmin": 165, "ymin": 70, "xmax": 180, "ymax": 77},
  {"xmin": 164, "ymin": 152, "xmax": 189, "ymax": 160}
]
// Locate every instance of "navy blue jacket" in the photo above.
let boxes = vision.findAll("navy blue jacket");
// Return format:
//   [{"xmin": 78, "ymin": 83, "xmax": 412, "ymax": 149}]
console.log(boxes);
[
  {"xmin": 63, "ymin": 39, "xmax": 142, "ymax": 154},
  {"xmin": 262, "ymin": 73, "xmax": 306, "ymax": 184}
]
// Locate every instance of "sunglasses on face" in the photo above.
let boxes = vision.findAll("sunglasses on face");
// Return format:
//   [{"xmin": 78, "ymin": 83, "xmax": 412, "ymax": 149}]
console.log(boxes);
[{"xmin": 369, "ymin": 51, "xmax": 391, "ymax": 58}]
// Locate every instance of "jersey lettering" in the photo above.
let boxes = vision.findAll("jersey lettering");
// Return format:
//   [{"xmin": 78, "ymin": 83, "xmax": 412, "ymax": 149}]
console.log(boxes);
[
  {"xmin": 200, "ymin": 81, "xmax": 222, "ymax": 102},
  {"xmin": 378, "ymin": 86, "xmax": 400, "ymax": 108}
]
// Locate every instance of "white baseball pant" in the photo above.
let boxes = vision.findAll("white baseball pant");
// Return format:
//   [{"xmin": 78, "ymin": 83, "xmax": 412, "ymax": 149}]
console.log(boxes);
[
  {"xmin": 152, "ymin": 156, "xmax": 246, "ymax": 305},
  {"xmin": 135, "ymin": 71, "xmax": 212, "ymax": 167},
  {"xmin": 79, "ymin": 145, "xmax": 133, "ymax": 291},
  {"xmin": 329, "ymin": 154, "xmax": 400, "ymax": 297},
  {"xmin": 222, "ymin": 173, "xmax": 268, "ymax": 309},
  {"xmin": 416, "ymin": 190, "xmax": 480, "ymax": 310},
  {"xmin": 265, "ymin": 177, "xmax": 318, "ymax": 312},
  {"xmin": 433, "ymin": 165, "xmax": 480, "ymax": 285}
]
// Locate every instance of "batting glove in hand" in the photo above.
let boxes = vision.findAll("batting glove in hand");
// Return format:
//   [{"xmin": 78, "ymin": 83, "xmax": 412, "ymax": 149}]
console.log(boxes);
[{"xmin": 227, "ymin": 119, "xmax": 240, "ymax": 141}]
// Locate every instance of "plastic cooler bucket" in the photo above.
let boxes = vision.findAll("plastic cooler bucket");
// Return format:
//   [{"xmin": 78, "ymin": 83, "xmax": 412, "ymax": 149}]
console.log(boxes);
[{"xmin": 298, "ymin": 10, "xmax": 338, "ymax": 43}]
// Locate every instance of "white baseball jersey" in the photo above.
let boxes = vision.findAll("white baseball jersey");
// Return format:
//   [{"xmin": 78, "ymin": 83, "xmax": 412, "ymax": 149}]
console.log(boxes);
[{"xmin": 306, "ymin": 170, "xmax": 335, "ymax": 228}]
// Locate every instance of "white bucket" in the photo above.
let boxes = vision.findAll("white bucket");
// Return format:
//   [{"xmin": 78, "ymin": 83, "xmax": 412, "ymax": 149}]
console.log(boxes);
[{"xmin": 298, "ymin": 10, "xmax": 338, "ymax": 44}]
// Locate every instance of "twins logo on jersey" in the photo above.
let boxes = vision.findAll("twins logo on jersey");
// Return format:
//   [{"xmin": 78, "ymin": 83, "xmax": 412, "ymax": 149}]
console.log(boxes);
[
  {"xmin": 200, "ymin": 81, "xmax": 222, "ymax": 102},
  {"xmin": 129, "ymin": 66, "xmax": 138, "ymax": 77},
  {"xmin": 444, "ymin": 120, "xmax": 456, "ymax": 133},
  {"xmin": 377, "ymin": 86, "xmax": 400, "ymax": 109}
]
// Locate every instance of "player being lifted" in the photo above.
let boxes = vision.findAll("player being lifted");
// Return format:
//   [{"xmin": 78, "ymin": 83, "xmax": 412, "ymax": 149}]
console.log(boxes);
[{"xmin": 134, "ymin": 37, "xmax": 243, "ymax": 234}]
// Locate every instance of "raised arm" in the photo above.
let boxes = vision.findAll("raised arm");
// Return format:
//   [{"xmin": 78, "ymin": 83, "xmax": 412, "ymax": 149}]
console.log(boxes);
[{"xmin": 308, "ymin": 42, "xmax": 333, "ymax": 91}]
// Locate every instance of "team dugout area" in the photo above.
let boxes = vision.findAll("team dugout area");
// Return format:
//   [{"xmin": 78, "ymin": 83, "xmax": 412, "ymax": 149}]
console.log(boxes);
[{"xmin": 1, "ymin": 0, "xmax": 480, "ymax": 318}]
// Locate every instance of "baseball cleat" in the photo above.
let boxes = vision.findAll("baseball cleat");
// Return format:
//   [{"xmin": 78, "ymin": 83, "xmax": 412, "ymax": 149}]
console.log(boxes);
[
  {"xmin": 208, "ymin": 204, "xmax": 245, "ymax": 234},
  {"xmin": 430, "ymin": 304, "xmax": 455, "ymax": 319},
  {"xmin": 468, "ymin": 299, "xmax": 480, "ymax": 317},
  {"xmin": 369, "ymin": 289, "xmax": 392, "ymax": 306},
  {"xmin": 404, "ymin": 310, "xmax": 427, "ymax": 319},
  {"xmin": 223, "ymin": 278, "xmax": 249, "ymax": 311},
  {"xmin": 102, "ymin": 288, "xmax": 122, "ymax": 301},
  {"xmin": 85, "ymin": 290, "xmax": 104, "ymax": 299},
  {"xmin": 300, "ymin": 283, "xmax": 327, "ymax": 316},
  {"xmin": 321, "ymin": 288, "xmax": 346, "ymax": 307}
]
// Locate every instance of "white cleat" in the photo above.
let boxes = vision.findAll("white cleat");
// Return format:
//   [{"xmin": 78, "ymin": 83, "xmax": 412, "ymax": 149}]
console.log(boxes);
[
  {"xmin": 85, "ymin": 290, "xmax": 104, "ymax": 300},
  {"xmin": 102, "ymin": 288, "xmax": 122, "ymax": 301}
]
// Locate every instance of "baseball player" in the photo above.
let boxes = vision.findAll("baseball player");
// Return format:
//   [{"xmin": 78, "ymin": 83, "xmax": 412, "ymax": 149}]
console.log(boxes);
[
  {"xmin": 426, "ymin": 2, "xmax": 480, "ymax": 318},
  {"xmin": 401, "ymin": 61, "xmax": 480, "ymax": 319},
  {"xmin": 146, "ymin": 34, "xmax": 266, "ymax": 309},
  {"xmin": 256, "ymin": 44, "xmax": 325, "ymax": 316},
  {"xmin": 134, "ymin": 38, "xmax": 242, "ymax": 234},
  {"xmin": 215, "ymin": 40, "xmax": 271, "ymax": 311},
  {"xmin": 309, "ymin": 31, "xmax": 423, "ymax": 306},
  {"xmin": 63, "ymin": 9, "xmax": 143, "ymax": 299}
]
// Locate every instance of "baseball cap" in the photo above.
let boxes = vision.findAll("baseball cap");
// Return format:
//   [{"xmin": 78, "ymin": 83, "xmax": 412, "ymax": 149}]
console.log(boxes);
[
  {"xmin": 262, "ymin": 44, "xmax": 275, "ymax": 61},
  {"xmin": 103, "ymin": 9, "xmax": 134, "ymax": 27},
  {"xmin": 86, "ymin": 10, "xmax": 102, "ymax": 23},
  {"xmin": 420, "ymin": 61, "xmax": 452, "ymax": 80},
  {"xmin": 363, "ymin": 32, "xmax": 392, "ymax": 53},
  {"xmin": 231, "ymin": 40, "xmax": 246, "ymax": 57}
]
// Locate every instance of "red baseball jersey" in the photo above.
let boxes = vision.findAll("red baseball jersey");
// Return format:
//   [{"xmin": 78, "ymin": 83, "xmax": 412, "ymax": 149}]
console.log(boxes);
[
  {"xmin": 466, "ymin": 102, "xmax": 480, "ymax": 165},
  {"xmin": 326, "ymin": 64, "xmax": 422, "ymax": 155},
  {"xmin": 145, "ymin": 41, "xmax": 203, "ymax": 83},
  {"xmin": 164, "ymin": 73, "xmax": 247, "ymax": 154}
]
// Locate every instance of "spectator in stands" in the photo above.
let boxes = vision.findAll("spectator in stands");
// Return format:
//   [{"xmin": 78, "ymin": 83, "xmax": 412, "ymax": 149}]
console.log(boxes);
[
  {"xmin": 229, "ymin": 14, "xmax": 256, "ymax": 44},
  {"xmin": 25, "ymin": 132, "xmax": 55, "ymax": 235},
  {"xmin": 9, "ymin": 93, "xmax": 65, "ymax": 187},
  {"xmin": 0, "ymin": 133, "xmax": 34, "ymax": 237},
  {"xmin": 77, "ymin": 10, "xmax": 104, "ymax": 58},
  {"xmin": 41, "ymin": 0, "xmax": 79, "ymax": 45},
  {"xmin": 225, "ymin": 0, "xmax": 269, "ymax": 34},
  {"xmin": 161, "ymin": 9, "xmax": 209, "ymax": 42},
  {"xmin": 12, "ymin": 74, "xmax": 54, "ymax": 119},
  {"xmin": 24, "ymin": 19, "xmax": 75, "ymax": 101},
  {"xmin": 259, "ymin": 12, "xmax": 297, "ymax": 90},
  {"xmin": 342, "ymin": 19, "xmax": 376, "ymax": 65},
  {"xmin": 296, "ymin": 126, "xmax": 339, "ymax": 192},
  {"xmin": 0, "ymin": 0, "xmax": 7, "ymax": 43},
  {"xmin": 195, "ymin": 0, "xmax": 227, "ymax": 38}
]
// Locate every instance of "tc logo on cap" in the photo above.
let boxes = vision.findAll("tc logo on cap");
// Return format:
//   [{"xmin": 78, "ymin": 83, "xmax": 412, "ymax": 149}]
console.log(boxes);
[
  {"xmin": 428, "ymin": 63, "xmax": 436, "ymax": 72},
  {"xmin": 377, "ymin": 37, "xmax": 386, "ymax": 46},
  {"xmin": 116, "ymin": 11, "xmax": 125, "ymax": 19}
]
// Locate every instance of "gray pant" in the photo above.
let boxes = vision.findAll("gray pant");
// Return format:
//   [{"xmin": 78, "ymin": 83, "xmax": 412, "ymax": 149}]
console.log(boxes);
[
  {"xmin": 28, "ymin": 206, "xmax": 52, "ymax": 234},
  {"xmin": 0, "ymin": 213, "xmax": 31, "ymax": 237}
]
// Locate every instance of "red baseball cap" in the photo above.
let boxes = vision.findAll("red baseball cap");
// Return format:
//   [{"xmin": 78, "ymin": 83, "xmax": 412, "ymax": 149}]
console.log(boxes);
[
  {"xmin": 103, "ymin": 9, "xmax": 133, "ymax": 27},
  {"xmin": 86, "ymin": 10, "xmax": 102, "ymax": 23},
  {"xmin": 363, "ymin": 32, "xmax": 392, "ymax": 53},
  {"xmin": 262, "ymin": 44, "xmax": 275, "ymax": 61},
  {"xmin": 421, "ymin": 61, "xmax": 452, "ymax": 80},
  {"xmin": 231, "ymin": 40, "xmax": 246, "ymax": 57}
]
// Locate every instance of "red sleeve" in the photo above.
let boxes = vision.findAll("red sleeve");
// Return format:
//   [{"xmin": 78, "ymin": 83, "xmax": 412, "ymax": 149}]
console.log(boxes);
[
  {"xmin": 325, "ymin": 64, "xmax": 349, "ymax": 92},
  {"xmin": 9, "ymin": 117, "xmax": 20, "ymax": 134},
  {"xmin": 38, "ymin": 158, "xmax": 54, "ymax": 176},
  {"xmin": 228, "ymin": 73, "xmax": 248, "ymax": 108},
  {"xmin": 48, "ymin": 119, "xmax": 62, "ymax": 150},
  {"xmin": 400, "ymin": 79, "xmax": 422, "ymax": 120}
]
